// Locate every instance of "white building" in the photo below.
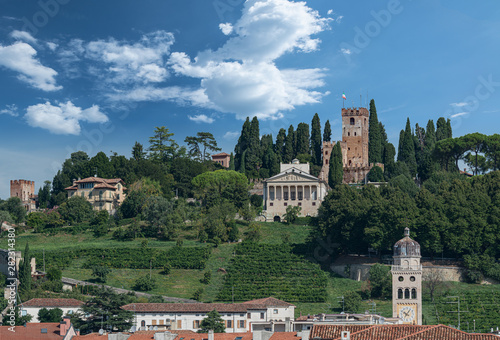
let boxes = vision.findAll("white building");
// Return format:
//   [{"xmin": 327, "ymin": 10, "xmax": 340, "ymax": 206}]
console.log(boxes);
[
  {"xmin": 20, "ymin": 298, "xmax": 84, "ymax": 322},
  {"xmin": 122, "ymin": 297, "xmax": 295, "ymax": 333},
  {"xmin": 262, "ymin": 160, "xmax": 329, "ymax": 222}
]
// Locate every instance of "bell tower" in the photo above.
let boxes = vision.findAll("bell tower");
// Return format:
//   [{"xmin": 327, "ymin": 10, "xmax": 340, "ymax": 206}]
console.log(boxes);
[{"xmin": 391, "ymin": 227, "xmax": 422, "ymax": 325}]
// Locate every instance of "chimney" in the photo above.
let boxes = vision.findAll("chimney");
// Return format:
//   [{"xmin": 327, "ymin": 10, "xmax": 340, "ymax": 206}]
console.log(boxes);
[
  {"xmin": 60, "ymin": 317, "xmax": 71, "ymax": 336},
  {"xmin": 341, "ymin": 331, "xmax": 350, "ymax": 340},
  {"xmin": 208, "ymin": 330, "xmax": 214, "ymax": 340}
]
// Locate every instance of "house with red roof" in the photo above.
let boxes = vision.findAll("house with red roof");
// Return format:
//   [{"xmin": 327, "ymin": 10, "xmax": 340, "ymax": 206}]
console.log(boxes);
[
  {"xmin": 211, "ymin": 153, "xmax": 231, "ymax": 168},
  {"xmin": 0, "ymin": 317, "xmax": 79, "ymax": 339},
  {"xmin": 121, "ymin": 297, "xmax": 295, "ymax": 333},
  {"xmin": 20, "ymin": 298, "xmax": 84, "ymax": 323},
  {"xmin": 64, "ymin": 177, "xmax": 126, "ymax": 215}
]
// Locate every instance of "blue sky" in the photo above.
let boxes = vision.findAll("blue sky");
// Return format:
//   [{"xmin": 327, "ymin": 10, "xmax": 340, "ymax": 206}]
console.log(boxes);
[{"xmin": 0, "ymin": 0, "xmax": 499, "ymax": 199}]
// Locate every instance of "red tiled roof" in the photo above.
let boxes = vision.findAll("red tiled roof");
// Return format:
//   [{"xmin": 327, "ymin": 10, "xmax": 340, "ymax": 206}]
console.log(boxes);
[
  {"xmin": 65, "ymin": 185, "xmax": 78, "ymax": 190},
  {"xmin": 22, "ymin": 298, "xmax": 84, "ymax": 307},
  {"xmin": 94, "ymin": 182, "xmax": 117, "ymax": 190},
  {"xmin": 122, "ymin": 302, "xmax": 268, "ymax": 313},
  {"xmin": 212, "ymin": 153, "xmax": 230, "ymax": 157},
  {"xmin": 0, "ymin": 322, "xmax": 61, "ymax": 339},
  {"xmin": 270, "ymin": 331, "xmax": 300, "ymax": 340},
  {"xmin": 241, "ymin": 297, "xmax": 295, "ymax": 308},
  {"xmin": 310, "ymin": 324, "xmax": 500, "ymax": 340}
]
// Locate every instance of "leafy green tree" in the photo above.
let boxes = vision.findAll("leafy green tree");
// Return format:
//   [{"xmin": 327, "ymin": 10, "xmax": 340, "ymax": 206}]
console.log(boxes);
[
  {"xmin": 38, "ymin": 308, "xmax": 63, "ymax": 322},
  {"xmin": 0, "ymin": 210, "xmax": 14, "ymax": 224},
  {"xmin": 201, "ymin": 271, "xmax": 212, "ymax": 284},
  {"xmin": 343, "ymin": 291, "xmax": 362, "ymax": 313},
  {"xmin": 484, "ymin": 134, "xmax": 500, "ymax": 170},
  {"xmin": 200, "ymin": 309, "xmax": 225, "ymax": 333},
  {"xmin": 142, "ymin": 196, "xmax": 181, "ymax": 240},
  {"xmin": 162, "ymin": 262, "xmax": 171, "ymax": 275},
  {"xmin": 192, "ymin": 288, "xmax": 204, "ymax": 302},
  {"xmin": 5, "ymin": 197, "xmax": 26, "ymax": 223},
  {"xmin": 367, "ymin": 166, "xmax": 384, "ymax": 182},
  {"xmin": 246, "ymin": 223, "xmax": 262, "ymax": 242},
  {"xmin": 462, "ymin": 133, "xmax": 487, "ymax": 175},
  {"xmin": 328, "ymin": 143, "xmax": 343, "ymax": 187},
  {"xmin": 134, "ymin": 275, "xmax": 157, "ymax": 291},
  {"xmin": 368, "ymin": 264, "xmax": 391, "ymax": 298},
  {"xmin": 14, "ymin": 305, "xmax": 33, "ymax": 325},
  {"xmin": 323, "ymin": 119, "xmax": 332, "ymax": 142},
  {"xmin": 283, "ymin": 205, "xmax": 301, "ymax": 224},
  {"xmin": 227, "ymin": 221, "xmax": 240, "ymax": 242},
  {"xmin": 89, "ymin": 152, "xmax": 114, "ymax": 178},
  {"xmin": 148, "ymin": 126, "xmax": 177, "ymax": 163},
  {"xmin": 192, "ymin": 170, "xmax": 249, "ymax": 209},
  {"xmin": 58, "ymin": 195, "xmax": 93, "ymax": 223},
  {"xmin": 38, "ymin": 180, "xmax": 51, "ymax": 209},
  {"xmin": 132, "ymin": 141, "xmax": 146, "ymax": 161},
  {"xmin": 311, "ymin": 113, "xmax": 322, "ymax": 166},
  {"xmin": 389, "ymin": 175, "xmax": 418, "ymax": 197},
  {"xmin": 120, "ymin": 177, "xmax": 162, "ymax": 218},
  {"xmin": 185, "ymin": 132, "xmax": 222, "ymax": 161},
  {"xmin": 148, "ymin": 295, "xmax": 164, "ymax": 303},
  {"xmin": 91, "ymin": 210, "xmax": 109, "ymax": 226},
  {"xmin": 74, "ymin": 287, "xmax": 134, "ymax": 334},
  {"xmin": 368, "ymin": 99, "xmax": 382, "ymax": 163},
  {"xmin": 46, "ymin": 267, "xmax": 62, "ymax": 281},
  {"xmin": 184, "ymin": 135, "xmax": 202, "ymax": 160},
  {"xmin": 92, "ymin": 265, "xmax": 111, "ymax": 283}
]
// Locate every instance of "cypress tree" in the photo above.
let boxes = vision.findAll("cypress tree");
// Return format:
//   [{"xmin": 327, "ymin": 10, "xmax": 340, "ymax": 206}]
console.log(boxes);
[
  {"xmin": 397, "ymin": 129, "xmax": 405, "ymax": 161},
  {"xmin": 323, "ymin": 120, "xmax": 332, "ymax": 142},
  {"xmin": 311, "ymin": 113, "xmax": 322, "ymax": 166},
  {"xmin": 275, "ymin": 128, "xmax": 286, "ymax": 162},
  {"xmin": 401, "ymin": 118, "xmax": 417, "ymax": 176},
  {"xmin": 234, "ymin": 118, "xmax": 251, "ymax": 171},
  {"xmin": 246, "ymin": 117, "xmax": 261, "ymax": 176},
  {"xmin": 296, "ymin": 123, "xmax": 310, "ymax": 156},
  {"xmin": 240, "ymin": 150, "xmax": 247, "ymax": 174},
  {"xmin": 424, "ymin": 119, "xmax": 436, "ymax": 149},
  {"xmin": 435, "ymin": 117, "xmax": 448, "ymax": 141},
  {"xmin": 368, "ymin": 99, "xmax": 382, "ymax": 163},
  {"xmin": 328, "ymin": 143, "xmax": 343, "ymax": 187},
  {"xmin": 19, "ymin": 243, "xmax": 32, "ymax": 295},
  {"xmin": 229, "ymin": 152, "xmax": 235, "ymax": 170},
  {"xmin": 284, "ymin": 125, "xmax": 295, "ymax": 163},
  {"xmin": 446, "ymin": 118, "xmax": 453, "ymax": 138}
]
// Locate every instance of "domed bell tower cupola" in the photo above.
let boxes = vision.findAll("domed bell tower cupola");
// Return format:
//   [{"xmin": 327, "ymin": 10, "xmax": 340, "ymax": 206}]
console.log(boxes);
[{"xmin": 391, "ymin": 227, "xmax": 422, "ymax": 325}]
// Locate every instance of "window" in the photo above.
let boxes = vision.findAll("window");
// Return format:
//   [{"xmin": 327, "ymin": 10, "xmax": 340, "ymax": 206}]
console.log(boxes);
[
  {"xmin": 240, "ymin": 314, "xmax": 244, "ymax": 317},
  {"xmin": 405, "ymin": 289, "xmax": 410, "ymax": 299},
  {"xmin": 260, "ymin": 313, "xmax": 265, "ymax": 319},
  {"xmin": 298, "ymin": 191, "xmax": 303, "ymax": 200},
  {"xmin": 247, "ymin": 313, "xmax": 251, "ymax": 319},
  {"xmin": 194, "ymin": 320, "xmax": 200, "ymax": 328},
  {"xmin": 68, "ymin": 310, "xmax": 73, "ymax": 314},
  {"xmin": 284, "ymin": 192, "xmax": 289, "ymax": 200},
  {"xmin": 291, "ymin": 191, "xmax": 296, "ymax": 200},
  {"xmin": 273, "ymin": 309, "xmax": 278, "ymax": 314},
  {"xmin": 354, "ymin": 132, "xmax": 357, "ymax": 136},
  {"xmin": 284, "ymin": 202, "xmax": 287, "ymax": 206},
  {"xmin": 141, "ymin": 320, "xmax": 146, "ymax": 327},
  {"xmin": 238, "ymin": 320, "xmax": 245, "ymax": 328},
  {"xmin": 312, "ymin": 202, "xmax": 316, "ymax": 206},
  {"xmin": 270, "ymin": 202, "xmax": 273, "ymax": 206},
  {"xmin": 298, "ymin": 202, "xmax": 301, "ymax": 206},
  {"xmin": 398, "ymin": 289, "xmax": 403, "ymax": 299},
  {"xmin": 227, "ymin": 320, "xmax": 233, "ymax": 328},
  {"xmin": 410, "ymin": 276, "xmax": 416, "ymax": 282},
  {"xmin": 21, "ymin": 310, "xmax": 27, "ymax": 316},
  {"xmin": 350, "ymin": 118, "xmax": 355, "ymax": 125},
  {"xmin": 325, "ymin": 159, "xmax": 328, "ymax": 165},
  {"xmin": 152, "ymin": 320, "xmax": 157, "ymax": 325},
  {"xmin": 398, "ymin": 276, "xmax": 404, "ymax": 282},
  {"xmin": 411, "ymin": 288, "xmax": 417, "ymax": 299},
  {"xmin": 348, "ymin": 132, "xmax": 350, "ymax": 136}
]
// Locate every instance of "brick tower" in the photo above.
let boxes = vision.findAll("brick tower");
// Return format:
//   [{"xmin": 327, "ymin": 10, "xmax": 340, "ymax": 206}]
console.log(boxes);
[
  {"xmin": 10, "ymin": 180, "xmax": 35, "ymax": 202},
  {"xmin": 341, "ymin": 107, "xmax": 369, "ymax": 168}
]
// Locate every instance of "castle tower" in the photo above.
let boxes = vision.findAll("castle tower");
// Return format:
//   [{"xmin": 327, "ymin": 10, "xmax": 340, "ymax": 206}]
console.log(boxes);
[
  {"xmin": 318, "ymin": 141, "xmax": 335, "ymax": 182},
  {"xmin": 341, "ymin": 107, "xmax": 369, "ymax": 168},
  {"xmin": 10, "ymin": 180, "xmax": 35, "ymax": 202},
  {"xmin": 391, "ymin": 227, "xmax": 422, "ymax": 325}
]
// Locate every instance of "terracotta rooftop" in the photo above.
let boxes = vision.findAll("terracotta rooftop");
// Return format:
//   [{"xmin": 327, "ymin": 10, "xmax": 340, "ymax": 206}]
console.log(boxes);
[
  {"xmin": 310, "ymin": 324, "xmax": 500, "ymax": 340},
  {"xmin": 241, "ymin": 297, "xmax": 295, "ymax": 308},
  {"xmin": 0, "ymin": 322, "xmax": 61, "ymax": 339},
  {"xmin": 122, "ymin": 302, "xmax": 270, "ymax": 313},
  {"xmin": 73, "ymin": 331, "xmax": 297, "ymax": 340},
  {"xmin": 22, "ymin": 298, "xmax": 84, "ymax": 307},
  {"xmin": 65, "ymin": 177, "xmax": 125, "ymax": 191},
  {"xmin": 212, "ymin": 153, "xmax": 230, "ymax": 157}
]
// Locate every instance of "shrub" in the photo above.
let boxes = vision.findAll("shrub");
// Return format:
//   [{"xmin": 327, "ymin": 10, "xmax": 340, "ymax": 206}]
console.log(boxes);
[
  {"xmin": 201, "ymin": 271, "xmax": 211, "ymax": 284},
  {"xmin": 46, "ymin": 268, "xmax": 62, "ymax": 281},
  {"xmin": 134, "ymin": 275, "xmax": 156, "ymax": 291},
  {"xmin": 192, "ymin": 288, "xmax": 204, "ymax": 301}
]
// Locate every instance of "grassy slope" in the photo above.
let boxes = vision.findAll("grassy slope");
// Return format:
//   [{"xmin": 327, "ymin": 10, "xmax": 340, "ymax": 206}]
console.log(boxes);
[{"xmin": 3, "ymin": 221, "xmax": 500, "ymax": 324}]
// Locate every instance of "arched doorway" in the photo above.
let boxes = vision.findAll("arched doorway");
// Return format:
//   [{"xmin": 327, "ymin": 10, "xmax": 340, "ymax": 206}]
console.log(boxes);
[{"xmin": 274, "ymin": 215, "xmax": 281, "ymax": 222}]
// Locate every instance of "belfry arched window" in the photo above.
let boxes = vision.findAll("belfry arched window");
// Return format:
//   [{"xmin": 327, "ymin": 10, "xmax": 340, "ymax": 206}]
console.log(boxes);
[
  {"xmin": 350, "ymin": 118, "xmax": 355, "ymax": 125},
  {"xmin": 398, "ymin": 289, "xmax": 403, "ymax": 299},
  {"xmin": 405, "ymin": 289, "xmax": 410, "ymax": 299},
  {"xmin": 411, "ymin": 288, "xmax": 417, "ymax": 299}
]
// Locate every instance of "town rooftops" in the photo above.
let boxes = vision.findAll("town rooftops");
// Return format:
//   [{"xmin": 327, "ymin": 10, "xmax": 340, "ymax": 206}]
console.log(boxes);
[
  {"xmin": 64, "ymin": 177, "xmax": 126, "ymax": 191},
  {"xmin": 22, "ymin": 298, "xmax": 84, "ymax": 307},
  {"xmin": 309, "ymin": 324, "xmax": 499, "ymax": 340},
  {"xmin": 73, "ymin": 331, "xmax": 299, "ymax": 340},
  {"xmin": 0, "ymin": 322, "xmax": 62, "ymax": 339},
  {"xmin": 212, "ymin": 152, "xmax": 230, "ymax": 157},
  {"xmin": 122, "ymin": 297, "xmax": 293, "ymax": 313}
]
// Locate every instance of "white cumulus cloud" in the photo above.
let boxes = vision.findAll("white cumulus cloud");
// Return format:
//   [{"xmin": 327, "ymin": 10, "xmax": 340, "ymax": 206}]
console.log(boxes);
[
  {"xmin": 219, "ymin": 23, "xmax": 233, "ymax": 35},
  {"xmin": 10, "ymin": 30, "xmax": 37, "ymax": 44},
  {"xmin": 0, "ymin": 42, "xmax": 61, "ymax": 91},
  {"xmin": 167, "ymin": 0, "xmax": 331, "ymax": 120},
  {"xmin": 188, "ymin": 114, "xmax": 215, "ymax": 124},
  {"xmin": 0, "ymin": 104, "xmax": 19, "ymax": 117},
  {"xmin": 224, "ymin": 131, "xmax": 240, "ymax": 139},
  {"xmin": 25, "ymin": 101, "xmax": 108, "ymax": 135}
]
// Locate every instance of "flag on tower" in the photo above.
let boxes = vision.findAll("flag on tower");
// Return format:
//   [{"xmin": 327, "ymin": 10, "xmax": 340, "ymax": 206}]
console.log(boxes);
[{"xmin": 342, "ymin": 92, "xmax": 347, "ymax": 100}]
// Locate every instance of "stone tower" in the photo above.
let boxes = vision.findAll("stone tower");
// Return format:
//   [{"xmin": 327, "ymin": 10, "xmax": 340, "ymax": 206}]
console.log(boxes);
[
  {"xmin": 10, "ymin": 179, "xmax": 35, "ymax": 202},
  {"xmin": 341, "ymin": 107, "xmax": 369, "ymax": 168},
  {"xmin": 391, "ymin": 227, "xmax": 422, "ymax": 325}
]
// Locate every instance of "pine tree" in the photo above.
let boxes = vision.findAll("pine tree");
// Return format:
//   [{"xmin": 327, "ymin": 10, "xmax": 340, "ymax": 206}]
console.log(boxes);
[
  {"xmin": 284, "ymin": 125, "xmax": 295, "ymax": 163},
  {"xmin": 275, "ymin": 128, "xmax": 286, "ymax": 162},
  {"xmin": 234, "ymin": 118, "xmax": 251, "ymax": 171},
  {"xmin": 200, "ymin": 309, "xmax": 225, "ymax": 333},
  {"xmin": 296, "ymin": 123, "xmax": 310, "ymax": 156},
  {"xmin": 311, "ymin": 113, "xmax": 322, "ymax": 166},
  {"xmin": 328, "ymin": 143, "xmax": 343, "ymax": 187},
  {"xmin": 132, "ymin": 141, "xmax": 146, "ymax": 161},
  {"xmin": 323, "ymin": 120, "xmax": 332, "ymax": 142},
  {"xmin": 368, "ymin": 99, "xmax": 382, "ymax": 163},
  {"xmin": 148, "ymin": 126, "xmax": 177, "ymax": 163}
]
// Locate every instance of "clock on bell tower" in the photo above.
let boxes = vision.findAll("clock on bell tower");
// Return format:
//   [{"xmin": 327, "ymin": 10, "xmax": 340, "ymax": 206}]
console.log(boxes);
[{"xmin": 392, "ymin": 228, "xmax": 422, "ymax": 325}]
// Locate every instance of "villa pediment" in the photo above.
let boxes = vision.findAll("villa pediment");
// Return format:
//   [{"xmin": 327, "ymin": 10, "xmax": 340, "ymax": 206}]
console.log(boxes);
[{"xmin": 266, "ymin": 169, "xmax": 319, "ymax": 183}]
